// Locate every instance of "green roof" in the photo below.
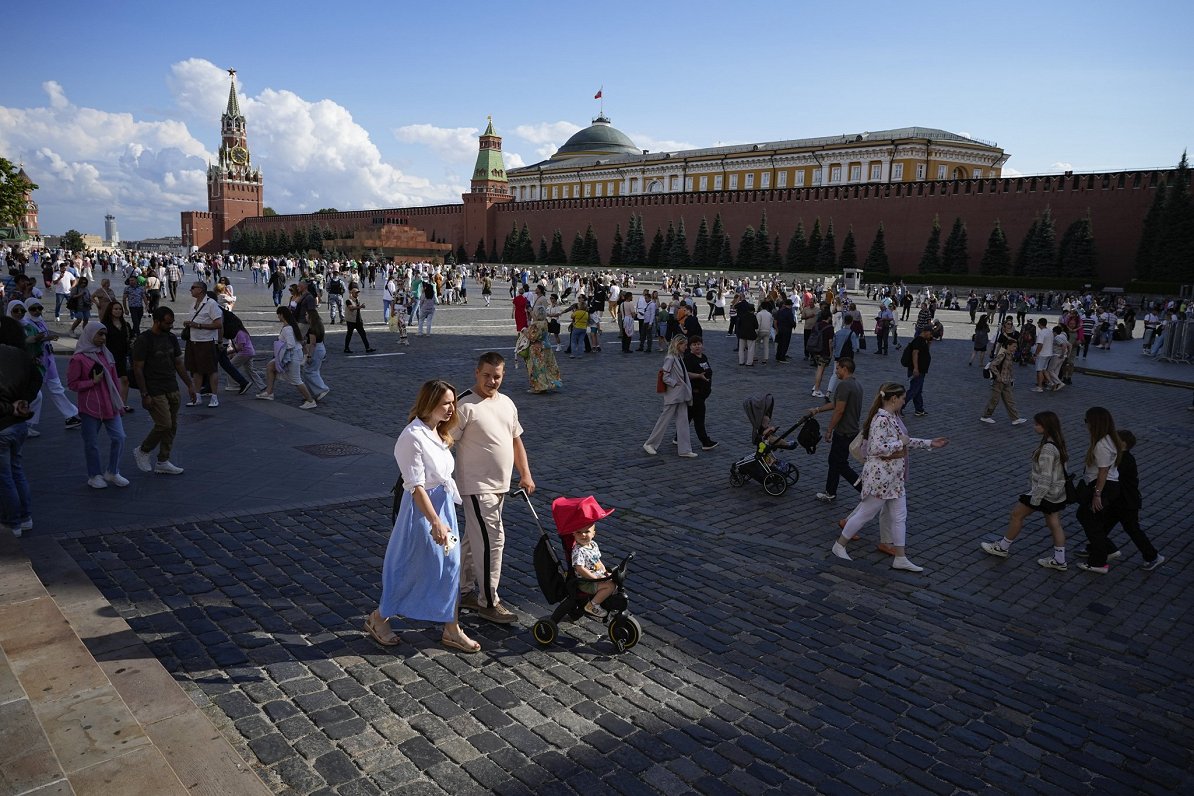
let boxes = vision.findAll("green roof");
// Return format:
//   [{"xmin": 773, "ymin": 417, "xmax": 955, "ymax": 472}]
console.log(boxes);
[
  {"xmin": 473, "ymin": 147, "xmax": 507, "ymax": 183},
  {"xmin": 552, "ymin": 116, "xmax": 639, "ymax": 160}
]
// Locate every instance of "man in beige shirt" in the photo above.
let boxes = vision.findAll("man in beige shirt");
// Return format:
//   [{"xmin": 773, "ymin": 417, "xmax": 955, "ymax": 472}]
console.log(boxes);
[{"xmin": 455, "ymin": 352, "xmax": 535, "ymax": 624}]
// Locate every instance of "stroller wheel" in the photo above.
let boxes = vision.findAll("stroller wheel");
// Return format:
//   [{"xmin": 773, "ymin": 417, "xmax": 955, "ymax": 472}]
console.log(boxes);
[
  {"xmin": 608, "ymin": 614, "xmax": 642, "ymax": 651},
  {"xmin": 763, "ymin": 472, "xmax": 788, "ymax": 496},
  {"xmin": 729, "ymin": 466, "xmax": 746, "ymax": 487},
  {"xmin": 532, "ymin": 619, "xmax": 558, "ymax": 646}
]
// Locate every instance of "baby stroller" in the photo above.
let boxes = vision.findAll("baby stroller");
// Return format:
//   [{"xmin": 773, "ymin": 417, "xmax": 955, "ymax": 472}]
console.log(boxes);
[
  {"xmin": 512, "ymin": 489, "xmax": 643, "ymax": 653},
  {"xmin": 729, "ymin": 394, "xmax": 820, "ymax": 496}
]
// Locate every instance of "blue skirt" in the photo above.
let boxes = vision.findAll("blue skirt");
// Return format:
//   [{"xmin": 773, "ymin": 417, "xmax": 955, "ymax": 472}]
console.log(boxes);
[{"xmin": 378, "ymin": 484, "xmax": 460, "ymax": 624}]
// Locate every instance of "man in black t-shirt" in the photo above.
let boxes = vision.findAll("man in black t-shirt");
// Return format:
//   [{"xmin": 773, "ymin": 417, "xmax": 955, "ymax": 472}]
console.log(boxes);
[
  {"xmin": 906, "ymin": 326, "xmax": 933, "ymax": 416},
  {"xmin": 131, "ymin": 307, "xmax": 196, "ymax": 476}
]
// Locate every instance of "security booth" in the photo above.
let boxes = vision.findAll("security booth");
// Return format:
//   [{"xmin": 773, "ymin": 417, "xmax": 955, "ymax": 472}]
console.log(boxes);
[{"xmin": 842, "ymin": 267, "xmax": 863, "ymax": 293}]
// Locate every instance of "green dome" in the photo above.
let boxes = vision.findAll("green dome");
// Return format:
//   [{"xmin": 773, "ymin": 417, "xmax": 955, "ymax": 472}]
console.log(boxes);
[{"xmin": 552, "ymin": 115, "xmax": 639, "ymax": 160}]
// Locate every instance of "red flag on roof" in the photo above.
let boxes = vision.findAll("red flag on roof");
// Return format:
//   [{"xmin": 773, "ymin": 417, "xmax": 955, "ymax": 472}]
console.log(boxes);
[{"xmin": 594, "ymin": 89, "xmax": 602, "ymax": 99}]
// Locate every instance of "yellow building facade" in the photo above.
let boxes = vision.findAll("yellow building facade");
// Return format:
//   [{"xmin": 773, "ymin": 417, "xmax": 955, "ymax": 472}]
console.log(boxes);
[{"xmin": 506, "ymin": 119, "xmax": 1008, "ymax": 202}]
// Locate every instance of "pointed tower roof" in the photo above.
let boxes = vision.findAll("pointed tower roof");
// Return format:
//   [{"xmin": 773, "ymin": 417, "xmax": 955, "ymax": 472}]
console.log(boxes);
[
  {"xmin": 472, "ymin": 117, "xmax": 507, "ymax": 185},
  {"xmin": 225, "ymin": 69, "xmax": 241, "ymax": 117},
  {"xmin": 481, "ymin": 115, "xmax": 497, "ymax": 137}
]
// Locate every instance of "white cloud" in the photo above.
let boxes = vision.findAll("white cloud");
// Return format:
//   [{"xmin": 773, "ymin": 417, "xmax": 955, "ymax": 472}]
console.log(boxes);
[
  {"xmin": 512, "ymin": 121, "xmax": 581, "ymax": 145},
  {"xmin": 503, "ymin": 151, "xmax": 526, "ymax": 169},
  {"xmin": 1050, "ymin": 161, "xmax": 1074, "ymax": 172},
  {"xmin": 394, "ymin": 123, "xmax": 480, "ymax": 163},
  {"xmin": 1002, "ymin": 167, "xmax": 1024, "ymax": 177},
  {"xmin": 628, "ymin": 133, "xmax": 697, "ymax": 154}
]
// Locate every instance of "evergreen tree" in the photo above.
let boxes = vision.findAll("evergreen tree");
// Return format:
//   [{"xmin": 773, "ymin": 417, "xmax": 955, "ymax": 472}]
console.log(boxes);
[
  {"xmin": 806, "ymin": 219, "xmax": 823, "ymax": 268},
  {"xmin": 548, "ymin": 230, "xmax": 567, "ymax": 264},
  {"xmin": 863, "ymin": 223, "xmax": 890, "ymax": 274},
  {"xmin": 941, "ymin": 217, "xmax": 969, "ymax": 275},
  {"xmin": 500, "ymin": 222, "xmax": 517, "ymax": 263},
  {"xmin": 538, "ymin": 237, "xmax": 549, "ymax": 264},
  {"xmin": 786, "ymin": 221, "xmax": 807, "ymax": 271},
  {"xmin": 664, "ymin": 221, "xmax": 676, "ymax": 258},
  {"xmin": 917, "ymin": 215, "xmax": 942, "ymax": 274},
  {"xmin": 979, "ymin": 220, "xmax": 1012, "ymax": 276},
  {"xmin": 1025, "ymin": 207, "xmax": 1057, "ymax": 277},
  {"xmin": 1157, "ymin": 151, "xmax": 1194, "ymax": 281},
  {"xmin": 647, "ymin": 227, "xmax": 665, "ymax": 267},
  {"xmin": 669, "ymin": 218, "xmax": 691, "ymax": 268},
  {"xmin": 716, "ymin": 235, "xmax": 734, "ymax": 269},
  {"xmin": 610, "ymin": 224, "xmax": 624, "ymax": 266},
  {"xmin": 709, "ymin": 214, "xmax": 726, "ymax": 265},
  {"xmin": 692, "ymin": 217, "xmax": 711, "ymax": 266},
  {"xmin": 838, "ymin": 228, "xmax": 858, "ymax": 271},
  {"xmin": 756, "ymin": 210, "xmax": 772, "ymax": 268},
  {"xmin": 569, "ymin": 231, "xmax": 586, "ymax": 265},
  {"xmin": 456, "ymin": 243, "xmax": 469, "ymax": 263},
  {"xmin": 1135, "ymin": 182, "xmax": 1166, "ymax": 280},
  {"xmin": 815, "ymin": 221, "xmax": 836, "ymax": 271},
  {"xmin": 624, "ymin": 214, "xmax": 646, "ymax": 266},
  {"xmin": 772, "ymin": 235, "xmax": 782, "ymax": 270},
  {"xmin": 516, "ymin": 222, "xmax": 535, "ymax": 263},
  {"xmin": 737, "ymin": 226, "xmax": 757, "ymax": 269},
  {"xmin": 1058, "ymin": 214, "xmax": 1097, "ymax": 278},
  {"xmin": 263, "ymin": 228, "xmax": 279, "ymax": 254},
  {"xmin": 474, "ymin": 239, "xmax": 488, "ymax": 262},
  {"xmin": 583, "ymin": 224, "xmax": 600, "ymax": 265},
  {"xmin": 308, "ymin": 226, "xmax": 323, "ymax": 253}
]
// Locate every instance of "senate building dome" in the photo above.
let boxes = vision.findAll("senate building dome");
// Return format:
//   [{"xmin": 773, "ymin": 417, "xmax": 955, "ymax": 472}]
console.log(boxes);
[{"xmin": 551, "ymin": 115, "xmax": 640, "ymax": 160}]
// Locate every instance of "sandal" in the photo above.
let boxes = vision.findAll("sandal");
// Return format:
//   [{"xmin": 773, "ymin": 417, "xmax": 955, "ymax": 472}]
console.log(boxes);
[
  {"xmin": 364, "ymin": 612, "xmax": 399, "ymax": 647},
  {"xmin": 440, "ymin": 631, "xmax": 481, "ymax": 654}
]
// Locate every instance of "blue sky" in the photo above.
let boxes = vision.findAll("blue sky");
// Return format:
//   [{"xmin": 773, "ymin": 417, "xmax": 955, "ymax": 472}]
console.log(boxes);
[{"xmin": 2, "ymin": 0, "xmax": 1190, "ymax": 241}]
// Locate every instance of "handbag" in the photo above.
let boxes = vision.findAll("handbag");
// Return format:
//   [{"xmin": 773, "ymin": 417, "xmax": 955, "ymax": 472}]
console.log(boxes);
[
  {"xmin": 982, "ymin": 363, "xmax": 993, "ymax": 379},
  {"xmin": 858, "ymin": 335, "xmax": 867, "ymax": 351},
  {"xmin": 1064, "ymin": 471, "xmax": 1080, "ymax": 505},
  {"xmin": 181, "ymin": 300, "xmax": 206, "ymax": 342},
  {"xmin": 656, "ymin": 369, "xmax": 666, "ymax": 393},
  {"xmin": 848, "ymin": 431, "xmax": 867, "ymax": 463}
]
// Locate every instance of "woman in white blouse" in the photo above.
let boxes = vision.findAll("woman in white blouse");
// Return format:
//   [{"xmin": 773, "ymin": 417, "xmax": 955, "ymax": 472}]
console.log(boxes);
[
  {"xmin": 1075, "ymin": 406, "xmax": 1123, "ymax": 574},
  {"xmin": 366, "ymin": 380, "xmax": 480, "ymax": 653}
]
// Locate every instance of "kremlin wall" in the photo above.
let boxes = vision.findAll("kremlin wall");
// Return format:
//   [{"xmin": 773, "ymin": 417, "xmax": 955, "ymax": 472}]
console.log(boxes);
[{"xmin": 187, "ymin": 76, "xmax": 1167, "ymax": 284}]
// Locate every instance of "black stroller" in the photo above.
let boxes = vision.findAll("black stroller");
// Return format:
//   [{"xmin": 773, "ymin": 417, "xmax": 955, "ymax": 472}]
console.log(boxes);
[
  {"xmin": 729, "ymin": 394, "xmax": 820, "ymax": 496},
  {"xmin": 512, "ymin": 489, "xmax": 642, "ymax": 653}
]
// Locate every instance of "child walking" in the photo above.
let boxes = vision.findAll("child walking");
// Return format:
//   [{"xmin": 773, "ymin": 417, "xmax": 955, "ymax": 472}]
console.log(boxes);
[{"xmin": 1078, "ymin": 430, "xmax": 1165, "ymax": 570}]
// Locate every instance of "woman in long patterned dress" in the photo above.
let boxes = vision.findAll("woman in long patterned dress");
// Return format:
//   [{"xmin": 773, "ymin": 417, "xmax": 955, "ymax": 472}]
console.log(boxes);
[
  {"xmin": 830, "ymin": 382, "xmax": 948, "ymax": 572},
  {"xmin": 525, "ymin": 307, "xmax": 562, "ymax": 393}
]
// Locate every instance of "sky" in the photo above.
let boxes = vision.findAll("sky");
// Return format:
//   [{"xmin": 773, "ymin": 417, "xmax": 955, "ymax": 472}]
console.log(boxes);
[{"xmin": 2, "ymin": 0, "xmax": 1191, "ymax": 241}]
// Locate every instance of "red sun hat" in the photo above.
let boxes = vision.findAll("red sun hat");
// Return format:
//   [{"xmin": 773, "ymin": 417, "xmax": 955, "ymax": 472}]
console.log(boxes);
[{"xmin": 551, "ymin": 496, "xmax": 615, "ymax": 536}]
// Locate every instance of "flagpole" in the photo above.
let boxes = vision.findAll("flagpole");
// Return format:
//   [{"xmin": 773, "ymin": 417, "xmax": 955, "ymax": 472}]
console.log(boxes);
[{"xmin": 600, "ymin": 85, "xmax": 604, "ymax": 117}]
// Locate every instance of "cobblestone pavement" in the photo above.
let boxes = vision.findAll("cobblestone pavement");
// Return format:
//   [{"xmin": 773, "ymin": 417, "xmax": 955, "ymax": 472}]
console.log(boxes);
[{"xmin": 43, "ymin": 272, "xmax": 1194, "ymax": 794}]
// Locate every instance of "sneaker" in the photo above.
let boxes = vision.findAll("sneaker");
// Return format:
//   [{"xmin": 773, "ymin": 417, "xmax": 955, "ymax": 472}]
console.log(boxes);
[
  {"xmin": 1011, "ymin": 418, "xmax": 1028, "ymax": 425},
  {"xmin": 19, "ymin": 518, "xmax": 32, "ymax": 532},
  {"xmin": 1078, "ymin": 562, "xmax": 1109, "ymax": 574},
  {"xmin": 811, "ymin": 389, "xmax": 825, "ymax": 398},
  {"xmin": 299, "ymin": 400, "xmax": 318, "ymax": 410},
  {"xmin": 584, "ymin": 602, "xmax": 607, "ymax": 620},
  {"xmin": 980, "ymin": 541, "xmax": 1010, "ymax": 558},
  {"xmin": 208, "ymin": 396, "xmax": 219, "ymax": 408},
  {"xmin": 103, "ymin": 472, "xmax": 130, "ymax": 487},
  {"xmin": 237, "ymin": 381, "xmax": 253, "ymax": 396},
  {"xmin": 87, "ymin": 475, "xmax": 109, "ymax": 489},
  {"xmin": 255, "ymin": 392, "xmax": 274, "ymax": 400},
  {"xmin": 1038, "ymin": 557, "xmax": 1068, "ymax": 571},
  {"xmin": 344, "ymin": 349, "xmax": 355, "ymax": 354},
  {"xmin": 701, "ymin": 441, "xmax": 719, "ymax": 450},
  {"xmin": 642, "ymin": 443, "xmax": 657, "ymax": 455},
  {"xmin": 478, "ymin": 602, "xmax": 517, "ymax": 624},
  {"xmin": 65, "ymin": 416, "xmax": 82, "ymax": 429},
  {"xmin": 154, "ymin": 460, "xmax": 184, "ymax": 475},
  {"xmin": 1075, "ymin": 547, "xmax": 1122, "ymax": 560},
  {"xmin": 25, "ymin": 427, "xmax": 40, "ymax": 438},
  {"xmin": 678, "ymin": 451, "xmax": 698, "ymax": 458},
  {"xmin": 185, "ymin": 398, "xmax": 201, "ymax": 406},
  {"xmin": 1031, "ymin": 387, "xmax": 1045, "ymax": 393},
  {"xmin": 815, "ymin": 492, "xmax": 837, "ymax": 503},
  {"xmin": 1052, "ymin": 382, "xmax": 1065, "ymax": 391},
  {"xmin": 979, "ymin": 417, "xmax": 996, "ymax": 424},
  {"xmin": 316, "ymin": 389, "xmax": 330, "ymax": 401},
  {"xmin": 914, "ymin": 411, "xmax": 927, "ymax": 417},
  {"xmin": 134, "ymin": 447, "xmax": 152, "ymax": 473},
  {"xmin": 1142, "ymin": 555, "xmax": 1166, "ymax": 571}
]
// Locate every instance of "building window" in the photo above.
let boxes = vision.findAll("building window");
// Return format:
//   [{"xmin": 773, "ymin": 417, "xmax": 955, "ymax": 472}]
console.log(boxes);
[
  {"xmin": 869, "ymin": 163, "xmax": 881, "ymax": 181},
  {"xmin": 937, "ymin": 165, "xmax": 947, "ymax": 180},
  {"xmin": 608, "ymin": 181, "xmax": 614, "ymax": 194},
  {"xmin": 584, "ymin": 183, "xmax": 592, "ymax": 197},
  {"xmin": 595, "ymin": 183, "xmax": 602, "ymax": 197},
  {"xmin": 551, "ymin": 186, "xmax": 558, "ymax": 199},
  {"xmin": 916, "ymin": 164, "xmax": 926, "ymax": 180},
  {"xmin": 811, "ymin": 168, "xmax": 821, "ymax": 186},
  {"xmin": 744, "ymin": 173, "xmax": 754, "ymax": 189},
  {"xmin": 777, "ymin": 171, "xmax": 787, "ymax": 188},
  {"xmin": 685, "ymin": 176, "xmax": 693, "ymax": 191},
  {"xmin": 629, "ymin": 177, "xmax": 638, "ymax": 193},
  {"xmin": 729, "ymin": 174, "xmax": 739, "ymax": 190},
  {"xmin": 714, "ymin": 175, "xmax": 723, "ymax": 190},
  {"xmin": 761, "ymin": 172, "xmax": 771, "ymax": 188},
  {"xmin": 830, "ymin": 166, "xmax": 841, "ymax": 183},
  {"xmin": 848, "ymin": 165, "xmax": 861, "ymax": 182},
  {"xmin": 973, "ymin": 169, "xmax": 983, "ymax": 179},
  {"xmin": 700, "ymin": 175, "xmax": 708, "ymax": 191},
  {"xmin": 892, "ymin": 163, "xmax": 904, "ymax": 180},
  {"xmin": 795, "ymin": 170, "xmax": 805, "ymax": 187}
]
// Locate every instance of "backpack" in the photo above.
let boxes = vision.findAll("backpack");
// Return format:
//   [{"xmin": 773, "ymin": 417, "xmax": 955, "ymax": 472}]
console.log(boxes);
[
  {"xmin": 327, "ymin": 277, "xmax": 344, "ymax": 295},
  {"xmin": 900, "ymin": 341, "xmax": 914, "ymax": 368},
  {"xmin": 838, "ymin": 334, "xmax": 854, "ymax": 361},
  {"xmin": 806, "ymin": 323, "xmax": 825, "ymax": 354}
]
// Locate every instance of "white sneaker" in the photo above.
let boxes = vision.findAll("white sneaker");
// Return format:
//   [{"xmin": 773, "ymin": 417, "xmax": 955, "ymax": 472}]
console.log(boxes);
[
  {"xmin": 1011, "ymin": 418, "xmax": 1028, "ymax": 425},
  {"xmin": 979, "ymin": 417, "xmax": 996, "ymax": 424},
  {"xmin": 811, "ymin": 389, "xmax": 825, "ymax": 398},
  {"xmin": 25, "ymin": 427, "xmax": 40, "ymax": 438},
  {"xmin": 678, "ymin": 451, "xmax": 698, "ymax": 458},
  {"xmin": 299, "ymin": 400, "xmax": 318, "ymax": 410},
  {"xmin": 154, "ymin": 461, "xmax": 184, "ymax": 475},
  {"xmin": 316, "ymin": 389, "xmax": 330, "ymax": 401},
  {"xmin": 892, "ymin": 557, "xmax": 924, "ymax": 572},
  {"xmin": 134, "ymin": 446, "xmax": 152, "ymax": 473},
  {"xmin": 19, "ymin": 518, "xmax": 32, "ymax": 532},
  {"xmin": 815, "ymin": 492, "xmax": 836, "ymax": 503},
  {"xmin": 104, "ymin": 472, "xmax": 130, "ymax": 487},
  {"xmin": 255, "ymin": 392, "xmax": 274, "ymax": 400},
  {"xmin": 87, "ymin": 475, "xmax": 109, "ymax": 489},
  {"xmin": 208, "ymin": 396, "xmax": 219, "ymax": 408},
  {"xmin": 642, "ymin": 443, "xmax": 657, "ymax": 455}
]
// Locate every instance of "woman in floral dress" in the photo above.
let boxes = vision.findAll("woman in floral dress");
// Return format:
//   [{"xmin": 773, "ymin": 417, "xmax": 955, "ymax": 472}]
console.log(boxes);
[{"xmin": 524, "ymin": 307, "xmax": 562, "ymax": 393}]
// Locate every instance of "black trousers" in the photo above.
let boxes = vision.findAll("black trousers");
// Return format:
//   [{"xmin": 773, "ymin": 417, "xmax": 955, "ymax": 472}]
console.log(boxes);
[
  {"xmin": 876, "ymin": 327, "xmax": 890, "ymax": 354},
  {"xmin": 345, "ymin": 318, "xmax": 371, "ymax": 350},
  {"xmin": 825, "ymin": 431, "xmax": 861, "ymax": 497},
  {"xmin": 1076, "ymin": 482, "xmax": 1122, "ymax": 567},
  {"xmin": 217, "ymin": 346, "xmax": 249, "ymax": 388},
  {"xmin": 775, "ymin": 328, "xmax": 792, "ymax": 360},
  {"xmin": 687, "ymin": 395, "xmax": 713, "ymax": 446},
  {"xmin": 1104, "ymin": 504, "xmax": 1158, "ymax": 562}
]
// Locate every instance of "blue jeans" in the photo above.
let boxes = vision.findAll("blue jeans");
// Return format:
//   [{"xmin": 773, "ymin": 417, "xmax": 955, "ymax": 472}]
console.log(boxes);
[
  {"xmin": 272, "ymin": 288, "xmax": 283, "ymax": 307},
  {"xmin": 54, "ymin": 293, "xmax": 67, "ymax": 317},
  {"xmin": 0, "ymin": 423, "xmax": 32, "ymax": 528},
  {"xmin": 906, "ymin": 373, "xmax": 926, "ymax": 413},
  {"xmin": 80, "ymin": 414, "xmax": 126, "ymax": 478},
  {"xmin": 569, "ymin": 327, "xmax": 587, "ymax": 355},
  {"xmin": 382, "ymin": 299, "xmax": 392, "ymax": 323},
  {"xmin": 301, "ymin": 342, "xmax": 330, "ymax": 393}
]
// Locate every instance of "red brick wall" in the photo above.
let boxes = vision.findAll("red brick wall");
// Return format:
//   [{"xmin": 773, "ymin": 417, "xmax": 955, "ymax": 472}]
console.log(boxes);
[
  {"xmin": 180, "ymin": 211, "xmax": 215, "ymax": 252},
  {"xmin": 493, "ymin": 170, "xmax": 1167, "ymax": 284}
]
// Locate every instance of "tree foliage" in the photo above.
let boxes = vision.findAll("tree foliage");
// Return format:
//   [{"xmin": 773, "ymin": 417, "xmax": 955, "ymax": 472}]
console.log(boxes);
[
  {"xmin": 917, "ymin": 215, "xmax": 941, "ymax": 274},
  {"xmin": 863, "ymin": 223, "xmax": 890, "ymax": 274},
  {"xmin": 786, "ymin": 221, "xmax": 808, "ymax": 271},
  {"xmin": 692, "ymin": 217, "xmax": 711, "ymax": 266},
  {"xmin": 609, "ymin": 224, "xmax": 624, "ymax": 266},
  {"xmin": 1154, "ymin": 151, "xmax": 1194, "ymax": 281},
  {"xmin": 980, "ymin": 220, "xmax": 1012, "ymax": 276},
  {"xmin": 1057, "ymin": 214, "xmax": 1097, "ymax": 278},
  {"xmin": 838, "ymin": 228, "xmax": 858, "ymax": 271},
  {"xmin": 940, "ymin": 217, "xmax": 969, "ymax": 275},
  {"xmin": 61, "ymin": 229, "xmax": 85, "ymax": 252},
  {"xmin": 0, "ymin": 159, "xmax": 36, "ymax": 230},
  {"xmin": 815, "ymin": 220, "xmax": 836, "ymax": 272},
  {"xmin": 1022, "ymin": 207, "xmax": 1057, "ymax": 277},
  {"xmin": 647, "ymin": 227, "xmax": 665, "ymax": 267}
]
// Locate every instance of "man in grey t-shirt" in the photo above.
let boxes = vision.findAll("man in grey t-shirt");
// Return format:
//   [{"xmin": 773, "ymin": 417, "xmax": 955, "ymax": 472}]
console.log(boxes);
[{"xmin": 807, "ymin": 358, "xmax": 863, "ymax": 503}]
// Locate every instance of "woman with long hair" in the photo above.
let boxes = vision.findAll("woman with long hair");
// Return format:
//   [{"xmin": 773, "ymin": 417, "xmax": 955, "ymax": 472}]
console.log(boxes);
[
  {"xmin": 66, "ymin": 322, "xmax": 128, "ymax": 488},
  {"xmin": 1075, "ymin": 406, "xmax": 1124, "ymax": 574},
  {"xmin": 831, "ymin": 382, "xmax": 948, "ymax": 572},
  {"xmin": 366, "ymin": 380, "xmax": 480, "ymax": 653},
  {"xmin": 256, "ymin": 306, "xmax": 318, "ymax": 409},
  {"xmin": 301, "ymin": 308, "xmax": 331, "ymax": 401},
  {"xmin": 979, "ymin": 411, "xmax": 1070, "ymax": 568},
  {"xmin": 100, "ymin": 301, "xmax": 134, "ymax": 412},
  {"xmin": 643, "ymin": 335, "xmax": 697, "ymax": 458}
]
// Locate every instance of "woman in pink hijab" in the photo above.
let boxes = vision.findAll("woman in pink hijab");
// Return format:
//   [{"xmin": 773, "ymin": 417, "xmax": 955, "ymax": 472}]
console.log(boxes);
[{"xmin": 66, "ymin": 321, "xmax": 128, "ymax": 489}]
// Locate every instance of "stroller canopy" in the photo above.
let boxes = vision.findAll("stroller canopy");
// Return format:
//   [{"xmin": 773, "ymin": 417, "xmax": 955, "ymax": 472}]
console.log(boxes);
[{"xmin": 744, "ymin": 394, "xmax": 775, "ymax": 445}]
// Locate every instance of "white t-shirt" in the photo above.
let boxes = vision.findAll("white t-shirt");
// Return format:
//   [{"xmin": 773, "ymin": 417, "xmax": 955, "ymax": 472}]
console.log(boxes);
[
  {"xmin": 54, "ymin": 272, "xmax": 75, "ymax": 295},
  {"xmin": 453, "ymin": 391, "xmax": 523, "ymax": 495},
  {"xmin": 1084, "ymin": 435, "xmax": 1120, "ymax": 483},
  {"xmin": 1035, "ymin": 326, "xmax": 1054, "ymax": 357},
  {"xmin": 188, "ymin": 297, "xmax": 223, "ymax": 343}
]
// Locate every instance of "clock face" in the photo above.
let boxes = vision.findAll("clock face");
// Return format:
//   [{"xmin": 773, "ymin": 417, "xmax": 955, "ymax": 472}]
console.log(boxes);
[{"xmin": 230, "ymin": 146, "xmax": 249, "ymax": 165}]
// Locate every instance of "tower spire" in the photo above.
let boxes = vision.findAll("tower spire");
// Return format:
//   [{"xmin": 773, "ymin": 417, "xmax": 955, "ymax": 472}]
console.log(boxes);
[{"xmin": 225, "ymin": 69, "xmax": 241, "ymax": 118}]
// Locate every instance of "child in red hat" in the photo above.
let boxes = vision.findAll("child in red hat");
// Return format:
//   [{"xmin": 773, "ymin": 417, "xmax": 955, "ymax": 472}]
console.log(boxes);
[{"xmin": 552, "ymin": 495, "xmax": 616, "ymax": 619}]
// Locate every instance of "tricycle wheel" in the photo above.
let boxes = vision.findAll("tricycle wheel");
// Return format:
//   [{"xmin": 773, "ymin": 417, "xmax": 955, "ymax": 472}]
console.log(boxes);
[
  {"xmin": 763, "ymin": 472, "xmax": 788, "ymax": 496},
  {"xmin": 532, "ymin": 619, "xmax": 557, "ymax": 646},
  {"xmin": 608, "ymin": 614, "xmax": 642, "ymax": 651}
]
